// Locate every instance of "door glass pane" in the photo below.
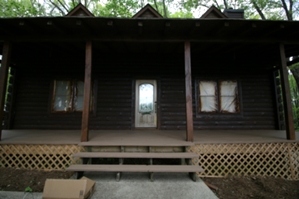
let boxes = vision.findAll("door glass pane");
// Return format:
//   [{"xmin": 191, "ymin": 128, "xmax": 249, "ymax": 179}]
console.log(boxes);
[
  {"xmin": 139, "ymin": 83, "xmax": 154, "ymax": 113},
  {"xmin": 53, "ymin": 81, "xmax": 71, "ymax": 111}
]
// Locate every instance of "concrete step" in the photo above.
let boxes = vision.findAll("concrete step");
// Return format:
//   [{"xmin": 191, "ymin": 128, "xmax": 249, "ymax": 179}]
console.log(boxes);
[
  {"xmin": 67, "ymin": 164, "xmax": 204, "ymax": 173},
  {"xmin": 73, "ymin": 152, "xmax": 198, "ymax": 159}
]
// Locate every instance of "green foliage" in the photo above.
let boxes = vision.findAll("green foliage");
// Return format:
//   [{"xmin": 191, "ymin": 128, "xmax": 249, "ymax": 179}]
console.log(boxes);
[
  {"xmin": 24, "ymin": 186, "xmax": 32, "ymax": 192},
  {"xmin": 170, "ymin": 11, "xmax": 194, "ymax": 18},
  {"xmin": 289, "ymin": 74, "xmax": 299, "ymax": 130},
  {"xmin": 96, "ymin": 0, "xmax": 140, "ymax": 17},
  {"xmin": 0, "ymin": 0, "xmax": 298, "ymax": 20},
  {"xmin": 0, "ymin": 0, "xmax": 45, "ymax": 17}
]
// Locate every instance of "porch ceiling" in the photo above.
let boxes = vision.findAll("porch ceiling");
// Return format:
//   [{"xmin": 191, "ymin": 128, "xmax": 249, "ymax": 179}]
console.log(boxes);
[
  {"xmin": 0, "ymin": 17, "xmax": 299, "ymax": 58},
  {"xmin": 5, "ymin": 41, "xmax": 282, "ymax": 71}
]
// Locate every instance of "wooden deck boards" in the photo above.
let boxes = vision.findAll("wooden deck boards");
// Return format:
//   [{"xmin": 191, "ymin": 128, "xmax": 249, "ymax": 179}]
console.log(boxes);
[
  {"xmin": 1, "ymin": 129, "xmax": 298, "ymax": 145},
  {"xmin": 67, "ymin": 164, "xmax": 204, "ymax": 173}
]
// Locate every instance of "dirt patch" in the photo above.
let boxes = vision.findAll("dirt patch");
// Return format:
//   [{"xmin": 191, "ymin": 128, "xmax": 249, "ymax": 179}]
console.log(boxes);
[
  {"xmin": 0, "ymin": 167, "xmax": 74, "ymax": 192},
  {"xmin": 203, "ymin": 176, "xmax": 299, "ymax": 199},
  {"xmin": 0, "ymin": 167, "xmax": 298, "ymax": 199}
]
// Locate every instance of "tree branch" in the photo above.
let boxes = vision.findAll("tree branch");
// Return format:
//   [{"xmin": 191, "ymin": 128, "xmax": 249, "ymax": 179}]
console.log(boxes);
[
  {"xmin": 289, "ymin": 0, "xmax": 293, "ymax": 20},
  {"xmin": 57, "ymin": 0, "xmax": 70, "ymax": 13},
  {"xmin": 48, "ymin": 0, "xmax": 66, "ymax": 15},
  {"xmin": 251, "ymin": 0, "xmax": 266, "ymax": 20},
  {"xmin": 153, "ymin": 0, "xmax": 159, "ymax": 13},
  {"xmin": 71, "ymin": 0, "xmax": 77, "ymax": 7},
  {"xmin": 212, "ymin": 0, "xmax": 221, "ymax": 9},
  {"xmin": 223, "ymin": 0, "xmax": 228, "ymax": 9},
  {"xmin": 281, "ymin": 0, "xmax": 292, "ymax": 20}
]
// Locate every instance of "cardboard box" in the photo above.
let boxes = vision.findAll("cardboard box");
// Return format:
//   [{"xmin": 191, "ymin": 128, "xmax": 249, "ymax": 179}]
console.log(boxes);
[{"xmin": 42, "ymin": 177, "xmax": 95, "ymax": 199}]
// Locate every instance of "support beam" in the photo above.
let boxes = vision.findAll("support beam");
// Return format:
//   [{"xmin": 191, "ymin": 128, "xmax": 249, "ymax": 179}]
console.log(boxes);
[
  {"xmin": 81, "ymin": 41, "xmax": 92, "ymax": 142},
  {"xmin": 279, "ymin": 43, "xmax": 295, "ymax": 140},
  {"xmin": 0, "ymin": 41, "xmax": 11, "ymax": 141},
  {"xmin": 184, "ymin": 41, "xmax": 194, "ymax": 142}
]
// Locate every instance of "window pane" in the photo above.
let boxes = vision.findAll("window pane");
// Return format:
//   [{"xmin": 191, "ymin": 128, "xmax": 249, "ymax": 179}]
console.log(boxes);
[
  {"xmin": 199, "ymin": 81, "xmax": 216, "ymax": 96},
  {"xmin": 53, "ymin": 81, "xmax": 71, "ymax": 111},
  {"xmin": 139, "ymin": 83, "xmax": 154, "ymax": 113},
  {"xmin": 74, "ymin": 81, "xmax": 84, "ymax": 111},
  {"xmin": 220, "ymin": 81, "xmax": 238, "ymax": 113},
  {"xmin": 75, "ymin": 96, "xmax": 84, "ymax": 111},
  {"xmin": 199, "ymin": 81, "xmax": 217, "ymax": 112},
  {"xmin": 200, "ymin": 96, "xmax": 217, "ymax": 112},
  {"xmin": 76, "ymin": 81, "xmax": 84, "ymax": 95}
]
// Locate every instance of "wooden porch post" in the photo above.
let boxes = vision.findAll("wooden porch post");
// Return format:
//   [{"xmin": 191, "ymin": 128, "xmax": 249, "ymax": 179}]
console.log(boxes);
[
  {"xmin": 184, "ymin": 41, "xmax": 194, "ymax": 142},
  {"xmin": 0, "ymin": 42, "xmax": 11, "ymax": 141},
  {"xmin": 279, "ymin": 43, "xmax": 295, "ymax": 140},
  {"xmin": 81, "ymin": 41, "xmax": 92, "ymax": 142}
]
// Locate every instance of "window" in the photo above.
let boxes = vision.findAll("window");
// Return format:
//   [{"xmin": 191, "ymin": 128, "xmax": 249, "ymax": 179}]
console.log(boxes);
[
  {"xmin": 198, "ymin": 80, "xmax": 239, "ymax": 113},
  {"xmin": 52, "ymin": 80, "xmax": 86, "ymax": 112}
]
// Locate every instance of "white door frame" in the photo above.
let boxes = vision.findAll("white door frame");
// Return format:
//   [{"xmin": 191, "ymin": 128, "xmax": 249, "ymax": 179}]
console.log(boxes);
[{"xmin": 135, "ymin": 80, "xmax": 157, "ymax": 128}]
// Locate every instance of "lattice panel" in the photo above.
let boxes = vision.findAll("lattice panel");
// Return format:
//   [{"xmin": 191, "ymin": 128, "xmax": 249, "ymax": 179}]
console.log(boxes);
[
  {"xmin": 0, "ymin": 145, "xmax": 84, "ymax": 170},
  {"xmin": 189, "ymin": 142, "xmax": 299, "ymax": 180}
]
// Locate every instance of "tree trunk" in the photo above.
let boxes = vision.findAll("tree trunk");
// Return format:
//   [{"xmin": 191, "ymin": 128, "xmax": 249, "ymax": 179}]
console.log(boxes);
[
  {"xmin": 153, "ymin": 0, "xmax": 159, "ymax": 12},
  {"xmin": 162, "ymin": 0, "xmax": 167, "ymax": 18}
]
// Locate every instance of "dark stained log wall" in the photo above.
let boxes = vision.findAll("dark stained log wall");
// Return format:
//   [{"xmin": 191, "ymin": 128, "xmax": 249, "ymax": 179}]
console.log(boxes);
[
  {"xmin": 89, "ymin": 77, "xmax": 133, "ymax": 129},
  {"xmin": 160, "ymin": 77, "xmax": 186, "ymax": 129},
  {"xmin": 11, "ymin": 43, "xmax": 277, "ymax": 130},
  {"xmin": 12, "ymin": 72, "xmax": 276, "ymax": 130}
]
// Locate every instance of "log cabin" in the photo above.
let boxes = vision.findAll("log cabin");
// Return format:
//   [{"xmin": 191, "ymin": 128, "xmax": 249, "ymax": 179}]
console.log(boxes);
[{"xmin": 0, "ymin": 4, "xmax": 298, "ymax": 180}]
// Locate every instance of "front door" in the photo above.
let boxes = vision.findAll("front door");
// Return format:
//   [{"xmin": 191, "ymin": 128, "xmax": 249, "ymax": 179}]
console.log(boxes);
[{"xmin": 135, "ymin": 80, "xmax": 157, "ymax": 128}]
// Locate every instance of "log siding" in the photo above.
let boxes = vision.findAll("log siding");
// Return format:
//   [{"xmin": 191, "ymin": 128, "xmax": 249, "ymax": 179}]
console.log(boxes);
[{"xmin": 12, "ymin": 72, "xmax": 276, "ymax": 130}]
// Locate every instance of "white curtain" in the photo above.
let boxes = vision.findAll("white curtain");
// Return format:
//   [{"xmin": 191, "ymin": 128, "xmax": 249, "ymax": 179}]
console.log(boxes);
[
  {"xmin": 220, "ymin": 81, "xmax": 237, "ymax": 113},
  {"xmin": 199, "ymin": 81, "xmax": 217, "ymax": 112}
]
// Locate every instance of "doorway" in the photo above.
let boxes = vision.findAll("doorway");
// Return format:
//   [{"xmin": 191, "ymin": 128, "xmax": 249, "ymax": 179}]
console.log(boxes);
[{"xmin": 135, "ymin": 80, "xmax": 157, "ymax": 128}]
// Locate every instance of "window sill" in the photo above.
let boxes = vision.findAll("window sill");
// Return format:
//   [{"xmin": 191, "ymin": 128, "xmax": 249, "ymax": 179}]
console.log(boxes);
[{"xmin": 196, "ymin": 112, "xmax": 243, "ymax": 118}]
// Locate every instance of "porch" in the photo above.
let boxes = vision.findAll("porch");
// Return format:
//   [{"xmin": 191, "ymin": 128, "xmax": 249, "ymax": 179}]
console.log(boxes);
[
  {"xmin": 0, "ymin": 130, "xmax": 298, "ymax": 180},
  {"xmin": 0, "ymin": 129, "xmax": 298, "ymax": 145}
]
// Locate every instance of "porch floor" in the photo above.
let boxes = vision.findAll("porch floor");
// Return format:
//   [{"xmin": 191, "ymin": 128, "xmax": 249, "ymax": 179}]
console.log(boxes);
[{"xmin": 1, "ymin": 129, "xmax": 298, "ymax": 145}]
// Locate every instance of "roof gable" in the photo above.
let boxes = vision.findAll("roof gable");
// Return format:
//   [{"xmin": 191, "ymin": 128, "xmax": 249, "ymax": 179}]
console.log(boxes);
[
  {"xmin": 66, "ymin": 3, "xmax": 94, "ymax": 17},
  {"xmin": 200, "ymin": 5, "xmax": 227, "ymax": 19},
  {"xmin": 132, "ymin": 4, "xmax": 163, "ymax": 19}
]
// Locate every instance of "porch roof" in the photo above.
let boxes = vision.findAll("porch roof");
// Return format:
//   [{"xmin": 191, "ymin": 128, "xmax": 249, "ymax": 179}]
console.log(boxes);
[{"xmin": 0, "ymin": 17, "xmax": 299, "ymax": 57}]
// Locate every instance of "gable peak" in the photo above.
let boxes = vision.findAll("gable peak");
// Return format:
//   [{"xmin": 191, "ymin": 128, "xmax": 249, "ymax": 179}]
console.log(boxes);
[
  {"xmin": 132, "ymin": 4, "xmax": 163, "ymax": 19},
  {"xmin": 200, "ymin": 5, "xmax": 228, "ymax": 19},
  {"xmin": 66, "ymin": 3, "xmax": 94, "ymax": 17}
]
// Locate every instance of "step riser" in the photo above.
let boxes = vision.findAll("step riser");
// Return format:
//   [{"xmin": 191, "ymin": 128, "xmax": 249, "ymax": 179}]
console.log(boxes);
[
  {"xmin": 74, "ymin": 152, "xmax": 198, "ymax": 159},
  {"xmin": 88, "ymin": 158, "xmax": 183, "ymax": 165},
  {"xmin": 71, "ymin": 144, "xmax": 200, "ymax": 181},
  {"xmin": 88, "ymin": 146, "xmax": 186, "ymax": 153}
]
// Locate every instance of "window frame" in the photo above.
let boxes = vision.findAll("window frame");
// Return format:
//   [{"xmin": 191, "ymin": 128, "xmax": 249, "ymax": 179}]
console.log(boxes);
[
  {"xmin": 196, "ymin": 79, "xmax": 242, "ymax": 115},
  {"xmin": 51, "ymin": 79, "xmax": 96, "ymax": 113}
]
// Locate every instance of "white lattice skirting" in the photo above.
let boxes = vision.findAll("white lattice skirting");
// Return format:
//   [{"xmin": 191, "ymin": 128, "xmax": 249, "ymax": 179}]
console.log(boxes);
[
  {"xmin": 0, "ymin": 144, "xmax": 84, "ymax": 170},
  {"xmin": 0, "ymin": 143, "xmax": 298, "ymax": 180},
  {"xmin": 189, "ymin": 142, "xmax": 299, "ymax": 180}
]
